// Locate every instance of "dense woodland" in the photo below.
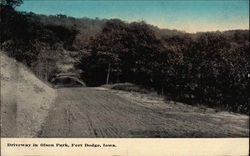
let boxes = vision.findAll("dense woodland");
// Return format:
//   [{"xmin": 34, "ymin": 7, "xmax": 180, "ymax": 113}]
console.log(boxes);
[{"xmin": 1, "ymin": 0, "xmax": 249, "ymax": 114}]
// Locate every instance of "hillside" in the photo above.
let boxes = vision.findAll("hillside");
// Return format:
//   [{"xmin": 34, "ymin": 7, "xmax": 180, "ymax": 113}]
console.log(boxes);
[
  {"xmin": 0, "ymin": 51, "xmax": 56, "ymax": 137},
  {"xmin": 1, "ymin": 51, "xmax": 248, "ymax": 138}
]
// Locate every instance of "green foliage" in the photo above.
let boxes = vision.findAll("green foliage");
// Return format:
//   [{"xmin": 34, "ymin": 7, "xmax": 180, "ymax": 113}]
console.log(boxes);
[
  {"xmin": 2, "ymin": 7, "xmax": 248, "ymax": 114},
  {"xmin": 0, "ymin": 6, "xmax": 78, "ymax": 81},
  {"xmin": 77, "ymin": 20, "xmax": 249, "ymax": 114},
  {"xmin": 1, "ymin": 0, "xmax": 22, "ymax": 8}
]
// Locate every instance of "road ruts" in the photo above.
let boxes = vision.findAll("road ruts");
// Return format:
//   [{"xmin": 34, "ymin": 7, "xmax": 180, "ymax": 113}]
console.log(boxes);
[{"xmin": 37, "ymin": 87, "xmax": 249, "ymax": 138}]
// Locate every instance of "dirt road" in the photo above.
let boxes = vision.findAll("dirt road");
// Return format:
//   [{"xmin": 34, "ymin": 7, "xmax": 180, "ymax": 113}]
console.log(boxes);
[{"xmin": 38, "ymin": 87, "xmax": 249, "ymax": 138}]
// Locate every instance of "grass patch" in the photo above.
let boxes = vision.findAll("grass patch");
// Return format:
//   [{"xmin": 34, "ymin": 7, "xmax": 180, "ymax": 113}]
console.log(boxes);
[{"xmin": 102, "ymin": 82, "xmax": 151, "ymax": 94}]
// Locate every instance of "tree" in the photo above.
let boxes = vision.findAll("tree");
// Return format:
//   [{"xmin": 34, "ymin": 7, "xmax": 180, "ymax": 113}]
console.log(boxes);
[
  {"xmin": 82, "ymin": 19, "xmax": 126, "ymax": 85},
  {"xmin": 119, "ymin": 21, "xmax": 163, "ymax": 85},
  {"xmin": 1, "ymin": 0, "xmax": 23, "ymax": 8}
]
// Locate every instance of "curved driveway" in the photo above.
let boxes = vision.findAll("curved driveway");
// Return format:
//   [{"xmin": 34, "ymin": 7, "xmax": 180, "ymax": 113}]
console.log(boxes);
[{"xmin": 38, "ymin": 87, "xmax": 249, "ymax": 138}]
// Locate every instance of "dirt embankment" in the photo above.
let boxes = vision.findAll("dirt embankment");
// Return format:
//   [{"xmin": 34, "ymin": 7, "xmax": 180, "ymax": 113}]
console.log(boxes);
[{"xmin": 1, "ymin": 52, "xmax": 57, "ymax": 137}]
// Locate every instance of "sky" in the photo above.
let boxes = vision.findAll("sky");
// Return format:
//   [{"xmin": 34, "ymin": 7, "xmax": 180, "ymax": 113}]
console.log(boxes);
[{"xmin": 17, "ymin": 0, "xmax": 249, "ymax": 33}]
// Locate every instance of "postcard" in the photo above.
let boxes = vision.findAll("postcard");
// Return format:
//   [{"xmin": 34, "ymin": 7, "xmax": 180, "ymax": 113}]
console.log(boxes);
[{"xmin": 1, "ymin": 0, "xmax": 249, "ymax": 155}]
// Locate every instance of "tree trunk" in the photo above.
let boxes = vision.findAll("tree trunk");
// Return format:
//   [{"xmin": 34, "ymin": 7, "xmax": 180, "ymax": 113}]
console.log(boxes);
[{"xmin": 106, "ymin": 64, "xmax": 111, "ymax": 84}]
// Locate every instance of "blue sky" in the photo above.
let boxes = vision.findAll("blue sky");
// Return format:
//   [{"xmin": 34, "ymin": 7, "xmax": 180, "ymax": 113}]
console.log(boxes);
[{"xmin": 17, "ymin": 0, "xmax": 249, "ymax": 33}]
